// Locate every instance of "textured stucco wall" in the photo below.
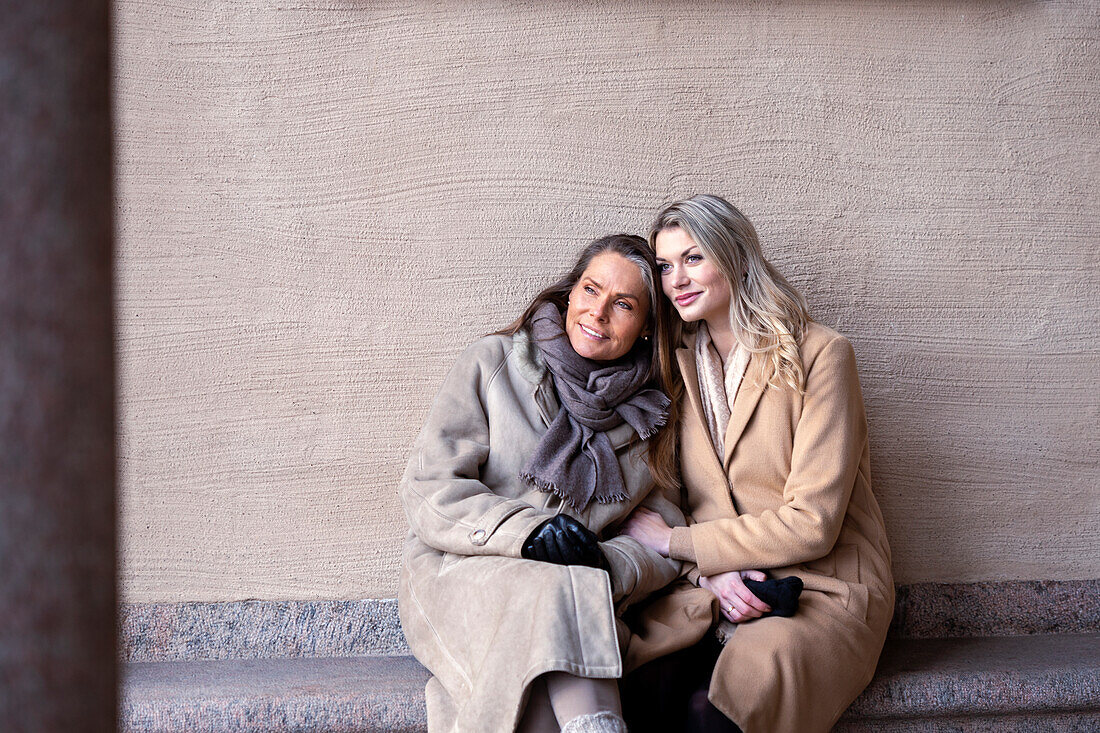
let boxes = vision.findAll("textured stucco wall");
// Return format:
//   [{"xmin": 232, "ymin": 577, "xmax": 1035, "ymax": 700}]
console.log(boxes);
[{"xmin": 114, "ymin": 0, "xmax": 1099, "ymax": 602}]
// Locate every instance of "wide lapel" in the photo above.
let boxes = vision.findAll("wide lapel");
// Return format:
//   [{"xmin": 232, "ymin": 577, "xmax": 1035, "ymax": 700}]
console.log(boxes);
[
  {"xmin": 676, "ymin": 346, "xmax": 706, "ymax": 441},
  {"xmin": 677, "ymin": 345, "xmax": 727, "ymax": 483},
  {"xmin": 722, "ymin": 352, "xmax": 768, "ymax": 469}
]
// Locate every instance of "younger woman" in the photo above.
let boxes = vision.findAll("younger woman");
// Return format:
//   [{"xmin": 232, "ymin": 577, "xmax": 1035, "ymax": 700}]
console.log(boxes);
[{"xmin": 621, "ymin": 195, "xmax": 894, "ymax": 733}]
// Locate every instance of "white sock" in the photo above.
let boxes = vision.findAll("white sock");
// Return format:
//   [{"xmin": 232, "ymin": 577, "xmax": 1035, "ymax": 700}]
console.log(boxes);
[{"xmin": 560, "ymin": 711, "xmax": 628, "ymax": 733}]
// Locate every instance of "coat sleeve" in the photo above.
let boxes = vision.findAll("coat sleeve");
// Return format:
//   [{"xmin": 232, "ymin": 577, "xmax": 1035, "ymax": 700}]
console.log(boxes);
[
  {"xmin": 400, "ymin": 338, "xmax": 547, "ymax": 558},
  {"xmin": 600, "ymin": 479, "xmax": 685, "ymax": 608},
  {"xmin": 667, "ymin": 336, "xmax": 868, "ymax": 576}
]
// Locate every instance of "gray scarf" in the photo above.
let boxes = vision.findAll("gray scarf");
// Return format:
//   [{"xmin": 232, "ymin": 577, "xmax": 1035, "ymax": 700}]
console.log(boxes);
[{"xmin": 521, "ymin": 302, "xmax": 670, "ymax": 510}]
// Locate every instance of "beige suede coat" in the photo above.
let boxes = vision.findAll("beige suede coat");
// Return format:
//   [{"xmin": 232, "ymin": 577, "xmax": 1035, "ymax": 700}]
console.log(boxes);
[
  {"xmin": 626, "ymin": 322, "xmax": 893, "ymax": 733},
  {"xmin": 398, "ymin": 332, "xmax": 685, "ymax": 733}
]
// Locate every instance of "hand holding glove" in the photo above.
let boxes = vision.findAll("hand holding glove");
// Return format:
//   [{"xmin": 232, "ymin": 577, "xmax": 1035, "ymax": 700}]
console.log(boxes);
[
  {"xmin": 521, "ymin": 514, "xmax": 606, "ymax": 569},
  {"xmin": 742, "ymin": 575, "xmax": 803, "ymax": 617},
  {"xmin": 701, "ymin": 570, "xmax": 804, "ymax": 623}
]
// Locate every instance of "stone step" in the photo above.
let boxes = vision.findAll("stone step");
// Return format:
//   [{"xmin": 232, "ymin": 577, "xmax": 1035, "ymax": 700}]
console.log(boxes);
[
  {"xmin": 121, "ymin": 633, "xmax": 1100, "ymax": 732},
  {"xmin": 122, "ymin": 655, "xmax": 429, "ymax": 733},
  {"xmin": 836, "ymin": 634, "xmax": 1100, "ymax": 731}
]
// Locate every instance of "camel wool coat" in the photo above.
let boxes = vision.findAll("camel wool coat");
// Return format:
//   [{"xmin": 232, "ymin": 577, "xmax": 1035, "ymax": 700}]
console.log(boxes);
[
  {"xmin": 398, "ymin": 331, "xmax": 686, "ymax": 733},
  {"xmin": 627, "ymin": 322, "xmax": 893, "ymax": 733}
]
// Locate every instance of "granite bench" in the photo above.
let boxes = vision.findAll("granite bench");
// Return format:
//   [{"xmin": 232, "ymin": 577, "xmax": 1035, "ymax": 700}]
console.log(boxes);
[{"xmin": 120, "ymin": 581, "xmax": 1100, "ymax": 732}]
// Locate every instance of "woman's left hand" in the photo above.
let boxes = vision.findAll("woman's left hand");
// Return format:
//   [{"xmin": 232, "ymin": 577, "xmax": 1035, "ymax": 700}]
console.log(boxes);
[
  {"xmin": 700, "ymin": 570, "xmax": 772, "ymax": 623},
  {"xmin": 619, "ymin": 506, "xmax": 673, "ymax": 557}
]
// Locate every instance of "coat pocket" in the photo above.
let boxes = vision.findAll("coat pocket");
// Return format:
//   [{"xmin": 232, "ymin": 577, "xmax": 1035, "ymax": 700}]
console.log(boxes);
[
  {"xmin": 835, "ymin": 543, "xmax": 869, "ymax": 623},
  {"xmin": 799, "ymin": 544, "xmax": 870, "ymax": 625}
]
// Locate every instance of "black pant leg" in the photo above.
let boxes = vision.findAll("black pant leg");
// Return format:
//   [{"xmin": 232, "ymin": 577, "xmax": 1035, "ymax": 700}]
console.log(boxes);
[
  {"xmin": 685, "ymin": 635, "xmax": 742, "ymax": 733},
  {"xmin": 621, "ymin": 636, "xmax": 723, "ymax": 733}
]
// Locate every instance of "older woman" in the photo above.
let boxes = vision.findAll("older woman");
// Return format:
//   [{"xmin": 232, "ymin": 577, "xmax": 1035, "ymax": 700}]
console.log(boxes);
[
  {"xmin": 620, "ymin": 195, "xmax": 894, "ymax": 733},
  {"xmin": 398, "ymin": 234, "xmax": 686, "ymax": 733}
]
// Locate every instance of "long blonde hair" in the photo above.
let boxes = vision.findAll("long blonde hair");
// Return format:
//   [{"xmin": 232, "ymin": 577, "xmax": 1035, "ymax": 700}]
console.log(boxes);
[{"xmin": 649, "ymin": 194, "xmax": 811, "ymax": 396}]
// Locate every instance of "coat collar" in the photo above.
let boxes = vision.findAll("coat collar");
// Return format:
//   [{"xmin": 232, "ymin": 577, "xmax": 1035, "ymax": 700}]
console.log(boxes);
[
  {"xmin": 677, "ymin": 331, "xmax": 769, "ymax": 470},
  {"xmin": 512, "ymin": 329, "xmax": 547, "ymax": 385}
]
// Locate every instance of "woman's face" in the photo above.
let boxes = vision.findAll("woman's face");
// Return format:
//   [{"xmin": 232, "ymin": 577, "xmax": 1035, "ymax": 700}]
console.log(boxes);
[
  {"xmin": 565, "ymin": 252, "xmax": 650, "ymax": 362},
  {"xmin": 654, "ymin": 227, "xmax": 732, "ymax": 326}
]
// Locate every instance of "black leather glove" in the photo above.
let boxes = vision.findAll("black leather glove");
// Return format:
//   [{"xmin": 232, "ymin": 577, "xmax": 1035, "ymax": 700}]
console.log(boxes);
[
  {"xmin": 743, "ymin": 575, "xmax": 804, "ymax": 618},
  {"xmin": 521, "ymin": 514, "xmax": 605, "ymax": 569}
]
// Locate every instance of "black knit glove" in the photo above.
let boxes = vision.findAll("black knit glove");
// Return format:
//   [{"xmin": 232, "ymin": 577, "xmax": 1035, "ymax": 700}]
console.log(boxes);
[
  {"xmin": 743, "ymin": 575, "xmax": 804, "ymax": 617},
  {"xmin": 521, "ymin": 514, "xmax": 605, "ymax": 569}
]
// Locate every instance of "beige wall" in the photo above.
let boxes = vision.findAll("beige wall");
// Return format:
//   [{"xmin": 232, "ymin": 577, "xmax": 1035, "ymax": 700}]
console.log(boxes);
[{"xmin": 114, "ymin": 0, "xmax": 1100, "ymax": 602}]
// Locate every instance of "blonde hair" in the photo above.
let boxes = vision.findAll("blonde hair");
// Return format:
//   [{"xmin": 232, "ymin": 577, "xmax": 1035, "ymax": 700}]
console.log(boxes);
[{"xmin": 649, "ymin": 194, "xmax": 810, "ymax": 394}]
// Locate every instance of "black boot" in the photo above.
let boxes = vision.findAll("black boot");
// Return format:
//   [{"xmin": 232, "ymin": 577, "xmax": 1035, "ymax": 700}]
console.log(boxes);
[{"xmin": 686, "ymin": 686, "xmax": 743, "ymax": 733}]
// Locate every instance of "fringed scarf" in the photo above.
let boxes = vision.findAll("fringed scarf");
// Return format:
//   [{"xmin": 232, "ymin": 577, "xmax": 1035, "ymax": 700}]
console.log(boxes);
[
  {"xmin": 520, "ymin": 303, "xmax": 670, "ymax": 511},
  {"xmin": 694, "ymin": 323, "xmax": 750, "ymax": 458}
]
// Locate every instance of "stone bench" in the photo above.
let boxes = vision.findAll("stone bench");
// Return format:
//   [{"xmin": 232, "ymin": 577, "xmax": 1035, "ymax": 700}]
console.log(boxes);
[{"xmin": 120, "ymin": 581, "xmax": 1100, "ymax": 732}]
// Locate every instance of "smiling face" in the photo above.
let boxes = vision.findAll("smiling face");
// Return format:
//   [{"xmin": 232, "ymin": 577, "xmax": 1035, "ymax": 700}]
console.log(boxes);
[
  {"xmin": 654, "ymin": 226, "xmax": 732, "ymax": 327},
  {"xmin": 564, "ymin": 252, "xmax": 650, "ymax": 362}
]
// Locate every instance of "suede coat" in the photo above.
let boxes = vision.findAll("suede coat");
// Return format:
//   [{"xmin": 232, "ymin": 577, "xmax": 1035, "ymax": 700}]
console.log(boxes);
[
  {"xmin": 625, "ymin": 322, "xmax": 893, "ymax": 733},
  {"xmin": 398, "ymin": 332, "xmax": 685, "ymax": 733}
]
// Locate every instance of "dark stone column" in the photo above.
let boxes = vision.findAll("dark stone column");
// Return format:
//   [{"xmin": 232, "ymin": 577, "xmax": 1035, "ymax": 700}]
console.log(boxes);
[{"xmin": 0, "ymin": 2, "xmax": 116, "ymax": 730}]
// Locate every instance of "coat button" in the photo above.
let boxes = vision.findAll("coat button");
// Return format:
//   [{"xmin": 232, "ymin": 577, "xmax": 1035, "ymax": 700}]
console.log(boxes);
[{"xmin": 471, "ymin": 529, "xmax": 486, "ymax": 544}]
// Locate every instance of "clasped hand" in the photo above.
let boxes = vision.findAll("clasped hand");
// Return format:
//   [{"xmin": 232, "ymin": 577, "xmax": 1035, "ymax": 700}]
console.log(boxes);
[
  {"xmin": 618, "ymin": 506, "xmax": 673, "ymax": 557},
  {"xmin": 521, "ymin": 514, "xmax": 605, "ymax": 568},
  {"xmin": 619, "ymin": 507, "xmax": 771, "ymax": 623},
  {"xmin": 701, "ymin": 570, "xmax": 772, "ymax": 623}
]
